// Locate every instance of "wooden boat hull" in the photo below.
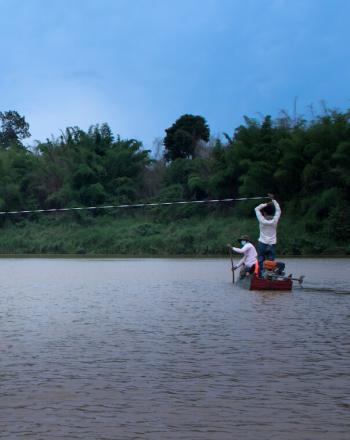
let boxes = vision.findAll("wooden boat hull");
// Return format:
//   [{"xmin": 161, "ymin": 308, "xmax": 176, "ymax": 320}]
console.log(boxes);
[{"xmin": 239, "ymin": 274, "xmax": 293, "ymax": 291}]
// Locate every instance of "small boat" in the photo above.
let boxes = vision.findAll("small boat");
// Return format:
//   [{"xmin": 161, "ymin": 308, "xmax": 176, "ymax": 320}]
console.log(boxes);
[
  {"xmin": 238, "ymin": 273, "xmax": 293, "ymax": 291},
  {"xmin": 235, "ymin": 260, "xmax": 304, "ymax": 291}
]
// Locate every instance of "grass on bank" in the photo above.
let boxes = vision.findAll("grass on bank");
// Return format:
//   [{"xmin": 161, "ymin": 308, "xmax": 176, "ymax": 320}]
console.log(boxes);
[{"xmin": 0, "ymin": 208, "xmax": 348, "ymax": 256}]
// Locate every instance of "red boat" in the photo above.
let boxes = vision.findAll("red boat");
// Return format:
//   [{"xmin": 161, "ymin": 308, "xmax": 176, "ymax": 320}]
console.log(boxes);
[
  {"xmin": 235, "ymin": 260, "xmax": 303, "ymax": 291},
  {"xmin": 237, "ymin": 272, "xmax": 293, "ymax": 291},
  {"xmin": 249, "ymin": 274, "xmax": 292, "ymax": 291},
  {"xmin": 232, "ymin": 259, "xmax": 303, "ymax": 291}
]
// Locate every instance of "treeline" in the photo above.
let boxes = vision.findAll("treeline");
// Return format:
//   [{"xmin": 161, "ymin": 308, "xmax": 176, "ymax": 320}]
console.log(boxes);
[{"xmin": 0, "ymin": 108, "xmax": 349, "ymax": 254}]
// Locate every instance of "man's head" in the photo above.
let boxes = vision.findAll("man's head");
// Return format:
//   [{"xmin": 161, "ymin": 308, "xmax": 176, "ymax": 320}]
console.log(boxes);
[
  {"xmin": 261, "ymin": 203, "xmax": 275, "ymax": 218},
  {"xmin": 237, "ymin": 234, "xmax": 250, "ymax": 247}
]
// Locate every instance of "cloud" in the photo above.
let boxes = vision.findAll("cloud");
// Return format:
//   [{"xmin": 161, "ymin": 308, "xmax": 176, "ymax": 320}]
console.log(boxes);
[
  {"xmin": 0, "ymin": 0, "xmax": 349, "ymax": 149},
  {"xmin": 19, "ymin": 80, "xmax": 121, "ymax": 141}
]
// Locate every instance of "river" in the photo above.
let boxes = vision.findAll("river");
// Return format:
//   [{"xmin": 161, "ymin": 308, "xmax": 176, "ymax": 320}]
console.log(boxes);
[{"xmin": 0, "ymin": 258, "xmax": 349, "ymax": 439}]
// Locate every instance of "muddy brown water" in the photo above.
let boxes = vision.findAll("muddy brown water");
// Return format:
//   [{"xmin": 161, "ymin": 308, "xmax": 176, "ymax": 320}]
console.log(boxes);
[{"xmin": 0, "ymin": 258, "xmax": 349, "ymax": 439}]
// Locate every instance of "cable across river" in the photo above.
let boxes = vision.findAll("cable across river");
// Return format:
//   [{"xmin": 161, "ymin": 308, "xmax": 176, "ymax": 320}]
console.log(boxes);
[{"xmin": 0, "ymin": 196, "xmax": 267, "ymax": 216}]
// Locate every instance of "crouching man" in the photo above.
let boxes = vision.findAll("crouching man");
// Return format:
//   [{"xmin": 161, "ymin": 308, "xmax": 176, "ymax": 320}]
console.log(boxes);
[{"xmin": 227, "ymin": 235, "xmax": 258, "ymax": 279}]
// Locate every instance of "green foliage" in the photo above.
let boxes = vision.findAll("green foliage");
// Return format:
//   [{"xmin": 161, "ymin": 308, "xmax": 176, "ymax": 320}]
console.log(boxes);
[
  {"xmin": 0, "ymin": 110, "xmax": 31, "ymax": 149},
  {"xmin": 1, "ymin": 211, "xmax": 345, "ymax": 256},
  {"xmin": 158, "ymin": 184, "xmax": 184, "ymax": 201},
  {"xmin": 0, "ymin": 106, "xmax": 349, "ymax": 255},
  {"xmin": 164, "ymin": 114, "xmax": 210, "ymax": 161},
  {"xmin": 325, "ymin": 205, "xmax": 350, "ymax": 241},
  {"xmin": 26, "ymin": 124, "xmax": 150, "ymax": 209}
]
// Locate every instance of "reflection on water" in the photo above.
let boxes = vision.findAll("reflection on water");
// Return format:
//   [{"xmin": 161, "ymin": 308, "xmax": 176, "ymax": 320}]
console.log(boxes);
[{"xmin": 0, "ymin": 258, "xmax": 349, "ymax": 440}]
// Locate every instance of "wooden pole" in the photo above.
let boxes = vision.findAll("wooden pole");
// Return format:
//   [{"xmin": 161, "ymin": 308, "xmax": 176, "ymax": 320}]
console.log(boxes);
[{"xmin": 229, "ymin": 247, "xmax": 235, "ymax": 284}]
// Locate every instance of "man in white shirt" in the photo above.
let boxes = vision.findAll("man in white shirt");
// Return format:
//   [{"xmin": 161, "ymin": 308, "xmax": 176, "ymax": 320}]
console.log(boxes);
[
  {"xmin": 255, "ymin": 194, "xmax": 281, "ymax": 277},
  {"xmin": 228, "ymin": 235, "xmax": 257, "ymax": 279}
]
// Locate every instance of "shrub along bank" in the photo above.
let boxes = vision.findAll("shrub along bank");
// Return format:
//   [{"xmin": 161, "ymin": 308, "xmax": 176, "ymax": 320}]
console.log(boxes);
[
  {"xmin": 0, "ymin": 210, "xmax": 348, "ymax": 257},
  {"xmin": 0, "ymin": 107, "xmax": 349, "ymax": 255}
]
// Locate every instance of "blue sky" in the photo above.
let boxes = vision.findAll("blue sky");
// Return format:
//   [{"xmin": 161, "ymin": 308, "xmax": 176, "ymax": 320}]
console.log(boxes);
[{"xmin": 0, "ymin": 0, "xmax": 349, "ymax": 149}]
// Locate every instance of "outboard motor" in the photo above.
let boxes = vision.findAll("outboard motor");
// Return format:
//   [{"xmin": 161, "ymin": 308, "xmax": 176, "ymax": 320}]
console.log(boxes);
[{"xmin": 263, "ymin": 260, "xmax": 286, "ymax": 279}]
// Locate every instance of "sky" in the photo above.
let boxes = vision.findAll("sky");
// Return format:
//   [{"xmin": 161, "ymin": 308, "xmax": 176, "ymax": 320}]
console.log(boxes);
[{"xmin": 0, "ymin": 0, "xmax": 349, "ymax": 150}]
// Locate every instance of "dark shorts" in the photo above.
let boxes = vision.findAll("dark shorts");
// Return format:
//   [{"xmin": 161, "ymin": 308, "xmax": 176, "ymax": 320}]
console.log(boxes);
[
  {"xmin": 239, "ymin": 264, "xmax": 256, "ymax": 278},
  {"xmin": 257, "ymin": 241, "xmax": 276, "ymax": 275}
]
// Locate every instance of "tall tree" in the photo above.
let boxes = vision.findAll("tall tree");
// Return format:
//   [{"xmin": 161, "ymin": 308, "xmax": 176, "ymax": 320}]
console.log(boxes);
[
  {"xmin": 0, "ymin": 110, "xmax": 31, "ymax": 149},
  {"xmin": 164, "ymin": 114, "xmax": 210, "ymax": 161}
]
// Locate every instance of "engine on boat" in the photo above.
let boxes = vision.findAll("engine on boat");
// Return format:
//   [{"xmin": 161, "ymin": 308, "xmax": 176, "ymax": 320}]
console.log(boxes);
[{"xmin": 262, "ymin": 260, "xmax": 286, "ymax": 279}]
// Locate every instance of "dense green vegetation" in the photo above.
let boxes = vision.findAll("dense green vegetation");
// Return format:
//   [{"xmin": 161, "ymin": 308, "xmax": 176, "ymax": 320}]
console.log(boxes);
[{"xmin": 0, "ymin": 109, "xmax": 349, "ymax": 256}]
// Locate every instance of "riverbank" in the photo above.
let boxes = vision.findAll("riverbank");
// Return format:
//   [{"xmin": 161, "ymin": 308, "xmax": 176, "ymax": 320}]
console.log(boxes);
[{"xmin": 0, "ymin": 212, "xmax": 347, "ymax": 256}]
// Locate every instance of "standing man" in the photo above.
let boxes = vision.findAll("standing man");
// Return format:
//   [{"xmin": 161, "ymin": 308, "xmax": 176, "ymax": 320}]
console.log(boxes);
[{"xmin": 255, "ymin": 194, "xmax": 281, "ymax": 277}]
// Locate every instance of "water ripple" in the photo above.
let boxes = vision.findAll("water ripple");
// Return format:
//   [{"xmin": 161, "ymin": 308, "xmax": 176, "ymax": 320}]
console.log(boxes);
[{"xmin": 0, "ymin": 258, "xmax": 349, "ymax": 439}]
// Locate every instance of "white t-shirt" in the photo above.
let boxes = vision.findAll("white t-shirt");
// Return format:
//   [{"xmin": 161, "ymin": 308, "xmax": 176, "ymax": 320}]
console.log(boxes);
[
  {"xmin": 232, "ymin": 242, "xmax": 257, "ymax": 268},
  {"xmin": 255, "ymin": 200, "xmax": 281, "ymax": 245}
]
